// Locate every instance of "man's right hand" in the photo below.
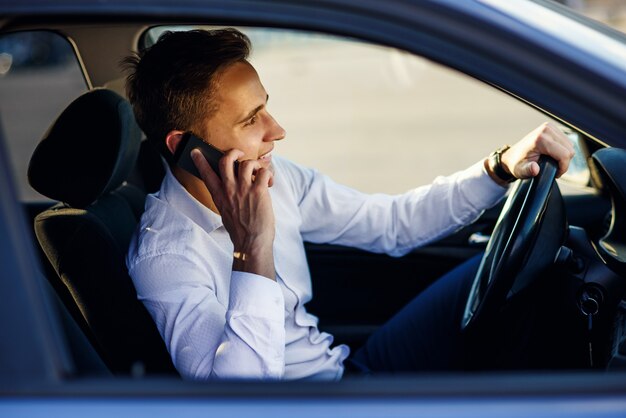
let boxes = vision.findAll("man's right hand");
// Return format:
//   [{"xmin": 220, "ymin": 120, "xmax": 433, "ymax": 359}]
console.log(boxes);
[{"xmin": 192, "ymin": 148, "xmax": 276, "ymax": 281}]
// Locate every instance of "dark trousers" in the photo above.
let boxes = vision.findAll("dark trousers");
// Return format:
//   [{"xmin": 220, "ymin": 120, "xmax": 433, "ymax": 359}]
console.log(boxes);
[
  {"xmin": 346, "ymin": 251, "xmax": 588, "ymax": 375},
  {"xmin": 347, "ymin": 254, "xmax": 482, "ymax": 374}
]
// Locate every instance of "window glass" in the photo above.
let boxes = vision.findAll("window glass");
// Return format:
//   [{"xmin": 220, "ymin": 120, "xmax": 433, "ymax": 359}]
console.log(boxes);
[
  {"xmin": 0, "ymin": 31, "xmax": 87, "ymax": 201},
  {"xmin": 560, "ymin": 130, "xmax": 591, "ymax": 186},
  {"xmin": 145, "ymin": 27, "xmax": 584, "ymax": 194}
]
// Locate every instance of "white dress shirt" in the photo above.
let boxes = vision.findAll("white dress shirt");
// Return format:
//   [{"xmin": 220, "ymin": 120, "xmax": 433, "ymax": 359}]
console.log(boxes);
[{"xmin": 127, "ymin": 156, "xmax": 506, "ymax": 380}]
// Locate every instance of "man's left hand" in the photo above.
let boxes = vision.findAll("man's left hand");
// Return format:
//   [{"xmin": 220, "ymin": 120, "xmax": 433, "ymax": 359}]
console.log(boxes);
[{"xmin": 499, "ymin": 122, "xmax": 576, "ymax": 182}]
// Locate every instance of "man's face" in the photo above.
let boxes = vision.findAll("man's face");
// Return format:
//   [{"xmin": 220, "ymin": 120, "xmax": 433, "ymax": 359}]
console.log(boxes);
[{"xmin": 201, "ymin": 60, "xmax": 285, "ymax": 169}]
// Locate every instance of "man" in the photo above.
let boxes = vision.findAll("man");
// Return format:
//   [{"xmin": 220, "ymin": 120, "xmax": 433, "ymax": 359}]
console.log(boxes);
[{"xmin": 124, "ymin": 29, "xmax": 575, "ymax": 380}]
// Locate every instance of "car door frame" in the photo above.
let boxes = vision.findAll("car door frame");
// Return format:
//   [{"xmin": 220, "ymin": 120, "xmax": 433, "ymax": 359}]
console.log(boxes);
[{"xmin": 2, "ymin": 1, "xmax": 626, "ymax": 416}]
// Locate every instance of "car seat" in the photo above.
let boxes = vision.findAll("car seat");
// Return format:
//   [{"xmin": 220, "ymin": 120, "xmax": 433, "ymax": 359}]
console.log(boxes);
[{"xmin": 27, "ymin": 88, "xmax": 177, "ymax": 376}]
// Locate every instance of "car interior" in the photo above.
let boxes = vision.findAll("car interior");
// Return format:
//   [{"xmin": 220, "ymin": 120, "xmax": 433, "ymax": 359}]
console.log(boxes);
[
  {"xmin": 27, "ymin": 88, "xmax": 175, "ymax": 376},
  {"xmin": 3, "ymin": 20, "xmax": 626, "ymax": 380}
]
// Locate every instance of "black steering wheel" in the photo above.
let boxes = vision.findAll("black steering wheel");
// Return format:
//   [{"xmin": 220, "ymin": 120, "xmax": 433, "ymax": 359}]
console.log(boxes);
[{"xmin": 462, "ymin": 156, "xmax": 567, "ymax": 330}]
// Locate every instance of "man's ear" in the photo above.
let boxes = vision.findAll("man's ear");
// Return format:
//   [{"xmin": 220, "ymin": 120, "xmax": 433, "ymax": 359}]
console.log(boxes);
[{"xmin": 165, "ymin": 130, "xmax": 185, "ymax": 156}]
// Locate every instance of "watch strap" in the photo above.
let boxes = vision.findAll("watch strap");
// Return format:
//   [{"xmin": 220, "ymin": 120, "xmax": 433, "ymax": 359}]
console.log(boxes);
[{"xmin": 488, "ymin": 145, "xmax": 515, "ymax": 183}]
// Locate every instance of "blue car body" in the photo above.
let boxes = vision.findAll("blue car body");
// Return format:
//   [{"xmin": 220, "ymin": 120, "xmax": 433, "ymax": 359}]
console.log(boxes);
[{"xmin": 1, "ymin": 0, "xmax": 626, "ymax": 416}]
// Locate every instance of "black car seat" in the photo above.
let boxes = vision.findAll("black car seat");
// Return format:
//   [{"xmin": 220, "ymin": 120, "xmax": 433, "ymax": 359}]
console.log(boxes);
[{"xmin": 28, "ymin": 88, "xmax": 176, "ymax": 376}]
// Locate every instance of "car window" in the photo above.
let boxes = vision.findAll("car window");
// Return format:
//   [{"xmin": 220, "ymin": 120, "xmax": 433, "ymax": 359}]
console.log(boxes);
[
  {"xmin": 561, "ymin": 130, "xmax": 591, "ymax": 186},
  {"xmin": 146, "ymin": 26, "xmax": 585, "ymax": 194},
  {"xmin": 0, "ymin": 31, "xmax": 88, "ymax": 202}
]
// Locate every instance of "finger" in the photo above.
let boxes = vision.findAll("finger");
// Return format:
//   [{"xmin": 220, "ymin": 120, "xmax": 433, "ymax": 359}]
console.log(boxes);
[
  {"xmin": 191, "ymin": 149, "xmax": 222, "ymax": 195},
  {"xmin": 545, "ymin": 123, "xmax": 575, "ymax": 155},
  {"xmin": 253, "ymin": 167, "xmax": 274, "ymax": 189},
  {"xmin": 238, "ymin": 159, "xmax": 262, "ymax": 187},
  {"xmin": 220, "ymin": 149, "xmax": 245, "ymax": 185},
  {"xmin": 548, "ymin": 141, "xmax": 573, "ymax": 178},
  {"xmin": 534, "ymin": 133, "xmax": 573, "ymax": 178},
  {"xmin": 521, "ymin": 161, "xmax": 540, "ymax": 178},
  {"xmin": 542, "ymin": 123, "xmax": 576, "ymax": 164}
]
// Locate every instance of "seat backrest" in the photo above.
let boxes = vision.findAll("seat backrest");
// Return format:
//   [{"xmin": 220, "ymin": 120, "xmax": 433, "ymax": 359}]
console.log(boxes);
[{"xmin": 28, "ymin": 89, "xmax": 176, "ymax": 376}]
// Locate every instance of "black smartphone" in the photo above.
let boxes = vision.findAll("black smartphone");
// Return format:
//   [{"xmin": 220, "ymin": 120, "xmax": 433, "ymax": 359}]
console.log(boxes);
[{"xmin": 173, "ymin": 132, "xmax": 238, "ymax": 179}]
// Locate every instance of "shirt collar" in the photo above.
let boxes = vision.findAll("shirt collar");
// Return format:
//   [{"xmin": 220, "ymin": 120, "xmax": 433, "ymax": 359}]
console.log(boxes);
[{"xmin": 159, "ymin": 165, "xmax": 223, "ymax": 234}]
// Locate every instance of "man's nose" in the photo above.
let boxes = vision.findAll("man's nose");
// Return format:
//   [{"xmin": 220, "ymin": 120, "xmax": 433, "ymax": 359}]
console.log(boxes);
[{"xmin": 266, "ymin": 114, "xmax": 286, "ymax": 142}]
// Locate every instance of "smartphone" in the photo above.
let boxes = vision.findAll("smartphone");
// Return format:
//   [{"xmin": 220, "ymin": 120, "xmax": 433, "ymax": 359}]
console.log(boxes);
[{"xmin": 173, "ymin": 132, "xmax": 238, "ymax": 179}]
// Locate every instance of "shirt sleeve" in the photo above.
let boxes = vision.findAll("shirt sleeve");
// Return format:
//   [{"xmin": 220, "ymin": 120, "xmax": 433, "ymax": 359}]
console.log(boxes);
[
  {"xmin": 129, "ymin": 252, "xmax": 285, "ymax": 380},
  {"xmin": 279, "ymin": 158, "xmax": 507, "ymax": 257}
]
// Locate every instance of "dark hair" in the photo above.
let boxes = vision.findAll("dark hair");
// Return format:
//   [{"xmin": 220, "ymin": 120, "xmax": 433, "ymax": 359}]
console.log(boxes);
[{"xmin": 121, "ymin": 28, "xmax": 251, "ymax": 163}]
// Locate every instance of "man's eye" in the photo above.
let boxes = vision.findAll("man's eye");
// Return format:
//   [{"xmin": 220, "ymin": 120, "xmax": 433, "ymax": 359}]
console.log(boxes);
[{"xmin": 244, "ymin": 115, "xmax": 258, "ymax": 127}]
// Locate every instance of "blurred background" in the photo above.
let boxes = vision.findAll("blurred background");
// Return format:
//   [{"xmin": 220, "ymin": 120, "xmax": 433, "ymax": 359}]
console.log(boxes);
[
  {"xmin": 558, "ymin": 0, "xmax": 626, "ymax": 30},
  {"xmin": 0, "ymin": 0, "xmax": 624, "ymax": 200}
]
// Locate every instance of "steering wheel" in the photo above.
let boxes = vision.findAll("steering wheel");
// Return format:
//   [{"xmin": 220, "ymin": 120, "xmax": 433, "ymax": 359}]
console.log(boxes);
[{"xmin": 461, "ymin": 156, "xmax": 567, "ymax": 330}]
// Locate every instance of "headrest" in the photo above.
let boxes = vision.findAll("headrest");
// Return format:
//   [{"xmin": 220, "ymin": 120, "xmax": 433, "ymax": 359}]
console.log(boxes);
[{"xmin": 28, "ymin": 89, "xmax": 142, "ymax": 208}]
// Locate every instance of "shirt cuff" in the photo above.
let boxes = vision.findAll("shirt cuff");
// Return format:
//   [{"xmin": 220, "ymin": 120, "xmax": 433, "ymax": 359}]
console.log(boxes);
[
  {"xmin": 461, "ymin": 160, "xmax": 509, "ymax": 210},
  {"xmin": 228, "ymin": 271, "xmax": 284, "ymax": 322}
]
